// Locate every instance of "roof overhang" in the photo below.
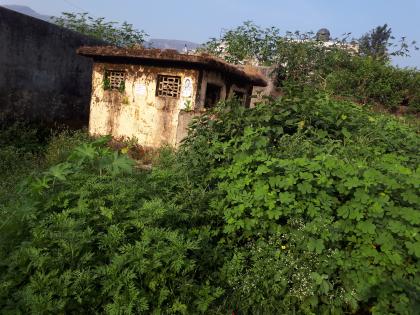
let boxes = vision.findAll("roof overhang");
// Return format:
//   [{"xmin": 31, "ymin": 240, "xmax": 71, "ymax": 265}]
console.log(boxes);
[{"xmin": 77, "ymin": 46, "xmax": 268, "ymax": 87}]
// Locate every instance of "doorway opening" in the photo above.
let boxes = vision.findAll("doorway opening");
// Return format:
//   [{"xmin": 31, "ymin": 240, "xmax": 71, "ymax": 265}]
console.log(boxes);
[{"xmin": 204, "ymin": 83, "xmax": 222, "ymax": 109}]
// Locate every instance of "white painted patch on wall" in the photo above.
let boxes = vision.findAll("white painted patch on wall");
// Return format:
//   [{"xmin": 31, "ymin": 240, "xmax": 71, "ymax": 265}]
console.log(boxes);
[{"xmin": 135, "ymin": 83, "xmax": 147, "ymax": 95}]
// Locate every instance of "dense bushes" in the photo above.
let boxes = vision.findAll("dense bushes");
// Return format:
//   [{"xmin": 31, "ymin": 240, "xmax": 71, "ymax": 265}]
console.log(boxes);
[
  {"xmin": 201, "ymin": 21, "xmax": 420, "ymax": 113},
  {"xmin": 275, "ymin": 40, "xmax": 420, "ymax": 112},
  {"xmin": 0, "ymin": 139, "xmax": 225, "ymax": 314},
  {"xmin": 1, "ymin": 92, "xmax": 419, "ymax": 314},
  {"xmin": 184, "ymin": 92, "xmax": 420, "ymax": 314},
  {"xmin": 0, "ymin": 123, "xmax": 88, "ymax": 205},
  {"xmin": 325, "ymin": 55, "xmax": 420, "ymax": 111}
]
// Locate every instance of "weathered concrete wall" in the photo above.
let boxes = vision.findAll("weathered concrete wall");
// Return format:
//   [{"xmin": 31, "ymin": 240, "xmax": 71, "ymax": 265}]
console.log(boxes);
[
  {"xmin": 89, "ymin": 63, "xmax": 200, "ymax": 147},
  {"xmin": 176, "ymin": 110, "xmax": 201, "ymax": 144},
  {"xmin": 89, "ymin": 62, "xmax": 255, "ymax": 148},
  {"xmin": 250, "ymin": 66, "xmax": 279, "ymax": 108},
  {"xmin": 0, "ymin": 6, "xmax": 105, "ymax": 127}
]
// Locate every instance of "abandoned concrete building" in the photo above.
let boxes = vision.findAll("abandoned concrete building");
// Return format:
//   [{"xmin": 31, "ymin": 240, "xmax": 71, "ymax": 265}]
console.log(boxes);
[{"xmin": 78, "ymin": 46, "xmax": 267, "ymax": 148}]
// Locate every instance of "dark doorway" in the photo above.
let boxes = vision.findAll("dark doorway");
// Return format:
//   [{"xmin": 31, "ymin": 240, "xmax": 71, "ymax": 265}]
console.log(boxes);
[
  {"xmin": 233, "ymin": 90, "xmax": 245, "ymax": 104},
  {"xmin": 204, "ymin": 83, "xmax": 222, "ymax": 108}
]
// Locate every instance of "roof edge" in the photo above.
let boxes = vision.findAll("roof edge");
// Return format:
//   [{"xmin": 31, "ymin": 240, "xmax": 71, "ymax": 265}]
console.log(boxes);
[{"xmin": 77, "ymin": 46, "xmax": 268, "ymax": 87}]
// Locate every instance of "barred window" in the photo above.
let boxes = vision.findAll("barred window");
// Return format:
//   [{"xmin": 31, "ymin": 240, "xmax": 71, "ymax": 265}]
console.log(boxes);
[
  {"xmin": 156, "ymin": 75, "xmax": 181, "ymax": 98},
  {"xmin": 104, "ymin": 70, "xmax": 125, "ymax": 91}
]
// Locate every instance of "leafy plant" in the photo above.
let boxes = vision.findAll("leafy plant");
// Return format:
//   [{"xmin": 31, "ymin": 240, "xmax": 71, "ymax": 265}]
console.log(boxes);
[
  {"xmin": 0, "ymin": 138, "xmax": 224, "ymax": 314},
  {"xmin": 1, "ymin": 91, "xmax": 419, "ymax": 314},
  {"xmin": 103, "ymin": 72, "xmax": 126, "ymax": 93},
  {"xmin": 201, "ymin": 21, "xmax": 420, "ymax": 113},
  {"xmin": 200, "ymin": 21, "xmax": 281, "ymax": 66},
  {"xmin": 182, "ymin": 93, "xmax": 420, "ymax": 314},
  {"xmin": 53, "ymin": 12, "xmax": 148, "ymax": 47},
  {"xmin": 181, "ymin": 100, "xmax": 193, "ymax": 112},
  {"xmin": 359, "ymin": 24, "xmax": 393, "ymax": 61}
]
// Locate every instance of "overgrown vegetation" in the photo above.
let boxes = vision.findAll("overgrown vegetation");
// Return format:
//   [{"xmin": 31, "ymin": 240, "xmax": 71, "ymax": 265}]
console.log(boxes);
[
  {"xmin": 274, "ymin": 40, "xmax": 420, "ymax": 112},
  {"xmin": 1, "ymin": 14, "xmax": 419, "ymax": 314},
  {"xmin": 0, "ymin": 123, "xmax": 88, "ymax": 204},
  {"xmin": 201, "ymin": 21, "xmax": 420, "ymax": 113},
  {"xmin": 1, "ymin": 90, "xmax": 419, "ymax": 314}
]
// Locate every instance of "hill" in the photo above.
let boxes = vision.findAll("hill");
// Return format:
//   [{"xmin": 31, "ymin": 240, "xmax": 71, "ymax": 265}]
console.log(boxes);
[
  {"xmin": 147, "ymin": 38, "xmax": 201, "ymax": 51},
  {"xmin": 1, "ymin": 5, "xmax": 52, "ymax": 21}
]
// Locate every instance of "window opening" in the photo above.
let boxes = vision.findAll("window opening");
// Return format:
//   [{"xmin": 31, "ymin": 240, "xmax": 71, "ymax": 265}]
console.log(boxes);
[
  {"xmin": 156, "ymin": 75, "xmax": 181, "ymax": 98},
  {"xmin": 104, "ymin": 70, "xmax": 125, "ymax": 91}
]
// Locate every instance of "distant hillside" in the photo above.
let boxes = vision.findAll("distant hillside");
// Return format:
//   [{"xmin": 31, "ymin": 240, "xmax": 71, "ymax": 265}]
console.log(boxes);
[
  {"xmin": 1, "ymin": 5, "xmax": 52, "ymax": 21},
  {"xmin": 148, "ymin": 39, "xmax": 201, "ymax": 51}
]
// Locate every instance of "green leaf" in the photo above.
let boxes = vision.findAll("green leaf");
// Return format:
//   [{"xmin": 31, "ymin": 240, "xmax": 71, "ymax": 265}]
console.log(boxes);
[
  {"xmin": 279, "ymin": 192, "xmax": 295, "ymax": 204},
  {"xmin": 357, "ymin": 220, "xmax": 376, "ymax": 234},
  {"xmin": 46, "ymin": 162, "xmax": 73, "ymax": 181},
  {"xmin": 106, "ymin": 152, "xmax": 135, "ymax": 176},
  {"xmin": 405, "ymin": 241, "xmax": 420, "ymax": 258},
  {"xmin": 308, "ymin": 238, "xmax": 325, "ymax": 254},
  {"xmin": 297, "ymin": 181, "xmax": 312, "ymax": 194},
  {"xmin": 255, "ymin": 164, "xmax": 271, "ymax": 175}
]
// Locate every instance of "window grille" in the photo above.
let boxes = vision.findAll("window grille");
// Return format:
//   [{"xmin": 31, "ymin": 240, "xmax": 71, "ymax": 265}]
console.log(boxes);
[
  {"xmin": 105, "ymin": 70, "xmax": 125, "ymax": 90},
  {"xmin": 156, "ymin": 75, "xmax": 181, "ymax": 98}
]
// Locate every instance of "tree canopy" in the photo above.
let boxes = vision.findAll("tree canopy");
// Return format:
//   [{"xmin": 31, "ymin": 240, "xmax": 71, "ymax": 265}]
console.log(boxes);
[
  {"xmin": 358, "ymin": 24, "xmax": 392, "ymax": 61},
  {"xmin": 53, "ymin": 12, "xmax": 148, "ymax": 47},
  {"xmin": 358, "ymin": 24, "xmax": 418, "ymax": 61},
  {"xmin": 200, "ymin": 21, "xmax": 281, "ymax": 66}
]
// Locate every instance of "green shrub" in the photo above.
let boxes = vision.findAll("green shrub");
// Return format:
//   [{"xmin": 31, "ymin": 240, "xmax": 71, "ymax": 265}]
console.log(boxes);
[
  {"xmin": 325, "ymin": 56, "xmax": 420, "ymax": 111},
  {"xmin": 200, "ymin": 21, "xmax": 420, "ymax": 114},
  {"xmin": 0, "ymin": 124, "xmax": 90, "ymax": 206},
  {"xmin": 1, "ymin": 93, "xmax": 419, "ymax": 314},
  {"xmin": 43, "ymin": 129, "xmax": 90, "ymax": 165},
  {"xmin": 0, "ymin": 139, "xmax": 224, "ymax": 314},
  {"xmin": 0, "ymin": 122, "xmax": 45, "ymax": 205},
  {"xmin": 273, "ymin": 38, "xmax": 420, "ymax": 113},
  {"xmin": 184, "ymin": 94, "xmax": 420, "ymax": 314}
]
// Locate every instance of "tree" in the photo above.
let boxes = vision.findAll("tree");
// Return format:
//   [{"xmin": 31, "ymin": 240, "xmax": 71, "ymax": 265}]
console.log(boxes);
[
  {"xmin": 53, "ymin": 12, "xmax": 147, "ymax": 47},
  {"xmin": 358, "ymin": 24, "xmax": 418, "ymax": 62},
  {"xmin": 358, "ymin": 24, "xmax": 392, "ymax": 61},
  {"xmin": 200, "ymin": 21, "xmax": 281, "ymax": 66}
]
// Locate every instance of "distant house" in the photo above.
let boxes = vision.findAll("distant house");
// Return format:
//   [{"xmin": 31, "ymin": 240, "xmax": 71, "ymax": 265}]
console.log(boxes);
[
  {"xmin": 78, "ymin": 46, "xmax": 267, "ymax": 148},
  {"xmin": 315, "ymin": 28, "xmax": 359, "ymax": 53}
]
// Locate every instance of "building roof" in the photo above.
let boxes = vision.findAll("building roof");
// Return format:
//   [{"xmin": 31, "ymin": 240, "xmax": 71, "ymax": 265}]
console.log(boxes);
[{"xmin": 77, "ymin": 46, "xmax": 268, "ymax": 87}]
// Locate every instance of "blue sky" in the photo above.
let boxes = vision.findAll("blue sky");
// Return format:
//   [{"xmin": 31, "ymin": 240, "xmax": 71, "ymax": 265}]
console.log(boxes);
[{"xmin": 1, "ymin": 0, "xmax": 419, "ymax": 67}]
